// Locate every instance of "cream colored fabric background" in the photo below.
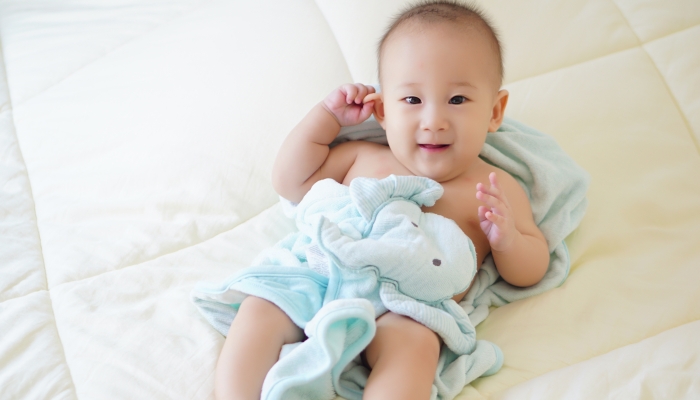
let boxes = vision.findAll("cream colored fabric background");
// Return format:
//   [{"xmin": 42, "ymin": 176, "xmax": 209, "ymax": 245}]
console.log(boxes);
[{"xmin": 0, "ymin": 0, "xmax": 698, "ymax": 399}]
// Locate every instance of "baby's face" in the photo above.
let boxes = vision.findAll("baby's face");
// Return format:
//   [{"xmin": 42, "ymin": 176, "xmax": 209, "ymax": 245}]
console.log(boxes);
[{"xmin": 378, "ymin": 23, "xmax": 507, "ymax": 182}]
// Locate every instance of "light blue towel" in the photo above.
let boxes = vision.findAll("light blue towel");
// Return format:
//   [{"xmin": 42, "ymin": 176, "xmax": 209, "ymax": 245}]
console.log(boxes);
[
  {"xmin": 191, "ymin": 117, "xmax": 590, "ymax": 400},
  {"xmin": 192, "ymin": 175, "xmax": 503, "ymax": 400}
]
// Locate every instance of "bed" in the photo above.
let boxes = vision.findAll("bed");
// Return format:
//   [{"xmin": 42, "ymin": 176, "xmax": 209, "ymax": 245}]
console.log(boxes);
[{"xmin": 1, "ymin": 0, "xmax": 699, "ymax": 398}]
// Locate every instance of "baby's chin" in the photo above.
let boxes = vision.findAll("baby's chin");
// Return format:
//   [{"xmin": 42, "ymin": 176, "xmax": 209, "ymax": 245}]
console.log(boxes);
[{"xmin": 404, "ymin": 162, "xmax": 464, "ymax": 183}]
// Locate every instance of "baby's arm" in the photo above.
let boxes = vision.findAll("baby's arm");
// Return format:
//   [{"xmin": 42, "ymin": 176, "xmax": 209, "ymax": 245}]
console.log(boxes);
[
  {"xmin": 272, "ymin": 84, "xmax": 376, "ymax": 203},
  {"xmin": 476, "ymin": 172, "xmax": 549, "ymax": 287}
]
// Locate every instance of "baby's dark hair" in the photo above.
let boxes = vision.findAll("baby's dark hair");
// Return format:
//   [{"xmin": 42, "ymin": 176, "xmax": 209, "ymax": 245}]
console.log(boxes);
[{"xmin": 377, "ymin": 0, "xmax": 503, "ymax": 86}]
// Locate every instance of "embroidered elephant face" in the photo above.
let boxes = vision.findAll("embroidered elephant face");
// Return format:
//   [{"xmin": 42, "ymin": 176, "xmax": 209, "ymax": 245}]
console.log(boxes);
[
  {"xmin": 316, "ymin": 198, "xmax": 475, "ymax": 303},
  {"xmin": 305, "ymin": 176, "xmax": 476, "ymax": 303}
]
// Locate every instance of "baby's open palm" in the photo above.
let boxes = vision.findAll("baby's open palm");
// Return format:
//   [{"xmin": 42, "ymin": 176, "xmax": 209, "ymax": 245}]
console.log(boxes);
[{"xmin": 477, "ymin": 173, "xmax": 517, "ymax": 252}]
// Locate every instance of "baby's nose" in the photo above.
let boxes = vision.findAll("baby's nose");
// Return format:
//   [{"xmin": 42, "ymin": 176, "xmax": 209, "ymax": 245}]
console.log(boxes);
[{"xmin": 420, "ymin": 104, "xmax": 449, "ymax": 132}]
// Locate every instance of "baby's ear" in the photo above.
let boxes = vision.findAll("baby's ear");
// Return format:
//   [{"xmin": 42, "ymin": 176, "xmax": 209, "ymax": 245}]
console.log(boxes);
[
  {"xmin": 364, "ymin": 93, "xmax": 386, "ymax": 129},
  {"xmin": 488, "ymin": 90, "xmax": 509, "ymax": 132}
]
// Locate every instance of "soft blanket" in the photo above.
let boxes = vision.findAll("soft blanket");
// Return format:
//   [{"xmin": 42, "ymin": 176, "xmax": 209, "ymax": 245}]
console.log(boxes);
[{"xmin": 191, "ymin": 117, "xmax": 590, "ymax": 400}]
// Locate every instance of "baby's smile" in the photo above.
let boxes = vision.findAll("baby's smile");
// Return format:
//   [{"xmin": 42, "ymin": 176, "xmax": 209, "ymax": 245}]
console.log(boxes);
[{"xmin": 418, "ymin": 143, "xmax": 450, "ymax": 152}]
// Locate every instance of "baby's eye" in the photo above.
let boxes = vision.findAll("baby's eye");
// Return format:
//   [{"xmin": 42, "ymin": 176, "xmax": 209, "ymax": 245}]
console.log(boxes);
[
  {"xmin": 404, "ymin": 96, "xmax": 422, "ymax": 105},
  {"xmin": 449, "ymin": 96, "xmax": 467, "ymax": 104}
]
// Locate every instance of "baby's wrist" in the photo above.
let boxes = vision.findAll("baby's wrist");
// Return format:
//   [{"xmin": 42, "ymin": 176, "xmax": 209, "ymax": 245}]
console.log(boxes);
[
  {"xmin": 491, "ymin": 229, "xmax": 521, "ymax": 254},
  {"xmin": 319, "ymin": 101, "xmax": 342, "ymax": 128}
]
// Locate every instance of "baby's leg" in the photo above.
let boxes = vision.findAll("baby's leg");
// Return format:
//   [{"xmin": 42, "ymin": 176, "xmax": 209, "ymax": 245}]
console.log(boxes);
[
  {"xmin": 215, "ymin": 296, "xmax": 304, "ymax": 400},
  {"xmin": 363, "ymin": 312, "xmax": 441, "ymax": 400}
]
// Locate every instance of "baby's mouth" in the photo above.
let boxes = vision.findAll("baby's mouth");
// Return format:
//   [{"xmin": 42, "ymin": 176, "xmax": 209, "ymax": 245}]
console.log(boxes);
[{"xmin": 419, "ymin": 144, "xmax": 450, "ymax": 152}]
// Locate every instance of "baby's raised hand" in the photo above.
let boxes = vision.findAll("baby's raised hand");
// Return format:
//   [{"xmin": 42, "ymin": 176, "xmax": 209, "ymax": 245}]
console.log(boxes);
[
  {"xmin": 476, "ymin": 173, "xmax": 517, "ymax": 252},
  {"xmin": 322, "ymin": 83, "xmax": 376, "ymax": 127}
]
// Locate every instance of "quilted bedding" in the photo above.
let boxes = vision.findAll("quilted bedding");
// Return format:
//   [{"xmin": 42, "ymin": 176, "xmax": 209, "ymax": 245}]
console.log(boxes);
[{"xmin": 1, "ymin": 0, "xmax": 699, "ymax": 399}]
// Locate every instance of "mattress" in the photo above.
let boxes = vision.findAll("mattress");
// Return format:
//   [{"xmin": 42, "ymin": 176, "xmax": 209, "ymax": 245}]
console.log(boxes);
[{"xmin": 1, "ymin": 0, "xmax": 698, "ymax": 398}]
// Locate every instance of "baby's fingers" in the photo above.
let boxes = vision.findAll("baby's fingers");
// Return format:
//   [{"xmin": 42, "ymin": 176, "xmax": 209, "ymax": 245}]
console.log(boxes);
[
  {"xmin": 363, "ymin": 92, "xmax": 381, "ymax": 104},
  {"xmin": 342, "ymin": 83, "xmax": 369, "ymax": 104},
  {"xmin": 477, "ymin": 173, "xmax": 509, "ymax": 206},
  {"xmin": 354, "ymin": 85, "xmax": 370, "ymax": 104},
  {"xmin": 354, "ymin": 84, "xmax": 377, "ymax": 104},
  {"xmin": 478, "ymin": 205, "xmax": 489, "ymax": 221},
  {"xmin": 358, "ymin": 100, "xmax": 375, "ymax": 120},
  {"xmin": 341, "ymin": 84, "xmax": 359, "ymax": 104},
  {"xmin": 488, "ymin": 172, "xmax": 500, "ymax": 188},
  {"xmin": 484, "ymin": 209, "xmax": 506, "ymax": 225},
  {"xmin": 476, "ymin": 191, "xmax": 502, "ymax": 210}
]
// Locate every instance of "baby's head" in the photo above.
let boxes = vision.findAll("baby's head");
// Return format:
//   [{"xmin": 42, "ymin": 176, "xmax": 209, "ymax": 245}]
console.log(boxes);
[{"xmin": 370, "ymin": 0, "xmax": 508, "ymax": 182}]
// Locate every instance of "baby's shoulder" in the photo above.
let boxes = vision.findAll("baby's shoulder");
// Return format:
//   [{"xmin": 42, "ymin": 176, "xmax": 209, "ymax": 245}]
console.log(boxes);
[
  {"xmin": 332, "ymin": 140, "xmax": 387, "ymax": 153},
  {"xmin": 331, "ymin": 140, "xmax": 392, "ymax": 164},
  {"xmin": 327, "ymin": 140, "xmax": 388, "ymax": 168},
  {"xmin": 332, "ymin": 141, "xmax": 405, "ymax": 184}
]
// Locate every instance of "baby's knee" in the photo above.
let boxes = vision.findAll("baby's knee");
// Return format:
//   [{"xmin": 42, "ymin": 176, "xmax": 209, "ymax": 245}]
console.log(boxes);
[
  {"xmin": 240, "ymin": 295, "xmax": 276, "ymax": 312},
  {"xmin": 400, "ymin": 321, "xmax": 441, "ymax": 359},
  {"xmin": 239, "ymin": 296, "xmax": 285, "ymax": 320},
  {"xmin": 370, "ymin": 313, "xmax": 441, "ymax": 363},
  {"xmin": 386, "ymin": 313, "xmax": 438, "ymax": 340}
]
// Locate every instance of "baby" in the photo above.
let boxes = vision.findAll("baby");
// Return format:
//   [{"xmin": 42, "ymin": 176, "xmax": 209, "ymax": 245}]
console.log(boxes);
[{"xmin": 216, "ymin": 1, "xmax": 549, "ymax": 399}]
